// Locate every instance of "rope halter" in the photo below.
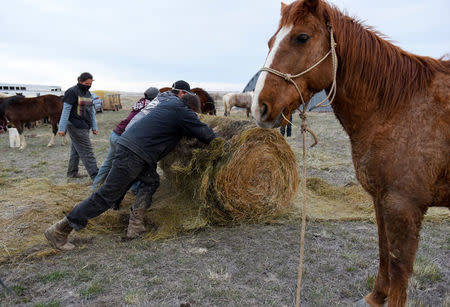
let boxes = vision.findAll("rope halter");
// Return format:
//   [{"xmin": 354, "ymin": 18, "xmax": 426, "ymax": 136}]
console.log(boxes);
[{"xmin": 260, "ymin": 26, "xmax": 338, "ymax": 114}]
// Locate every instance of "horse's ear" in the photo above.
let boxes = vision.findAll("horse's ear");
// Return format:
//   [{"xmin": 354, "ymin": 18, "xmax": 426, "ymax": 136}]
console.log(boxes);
[
  {"xmin": 304, "ymin": 0, "xmax": 319, "ymax": 13},
  {"xmin": 281, "ymin": 2, "xmax": 287, "ymax": 14}
]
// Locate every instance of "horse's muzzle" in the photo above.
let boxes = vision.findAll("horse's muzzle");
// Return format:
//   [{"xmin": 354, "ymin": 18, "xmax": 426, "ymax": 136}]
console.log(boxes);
[{"xmin": 253, "ymin": 104, "xmax": 284, "ymax": 128}]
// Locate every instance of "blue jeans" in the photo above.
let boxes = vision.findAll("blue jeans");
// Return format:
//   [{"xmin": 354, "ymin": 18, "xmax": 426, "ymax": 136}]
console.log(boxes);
[
  {"xmin": 92, "ymin": 131, "xmax": 141, "ymax": 192},
  {"xmin": 92, "ymin": 131, "xmax": 120, "ymax": 190}
]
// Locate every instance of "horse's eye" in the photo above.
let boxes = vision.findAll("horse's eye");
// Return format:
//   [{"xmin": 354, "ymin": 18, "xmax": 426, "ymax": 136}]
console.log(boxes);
[{"xmin": 295, "ymin": 34, "xmax": 310, "ymax": 44}]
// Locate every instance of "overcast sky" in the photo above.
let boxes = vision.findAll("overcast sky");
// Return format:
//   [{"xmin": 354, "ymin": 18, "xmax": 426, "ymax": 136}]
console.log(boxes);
[{"xmin": 1, "ymin": 0, "xmax": 449, "ymax": 92}]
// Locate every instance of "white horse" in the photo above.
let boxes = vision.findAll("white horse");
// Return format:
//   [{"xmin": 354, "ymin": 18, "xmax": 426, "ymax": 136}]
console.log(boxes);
[{"xmin": 223, "ymin": 92, "xmax": 254, "ymax": 117}]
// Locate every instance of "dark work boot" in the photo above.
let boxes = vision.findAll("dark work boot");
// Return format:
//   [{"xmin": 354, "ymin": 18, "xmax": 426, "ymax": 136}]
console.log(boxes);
[
  {"xmin": 44, "ymin": 217, "xmax": 75, "ymax": 251},
  {"xmin": 126, "ymin": 208, "xmax": 146, "ymax": 238}
]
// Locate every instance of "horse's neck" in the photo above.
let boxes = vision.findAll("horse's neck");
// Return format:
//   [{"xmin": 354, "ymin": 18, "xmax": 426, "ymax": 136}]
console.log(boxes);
[
  {"xmin": 326, "ymin": 10, "xmax": 441, "ymax": 137},
  {"xmin": 330, "ymin": 66, "xmax": 385, "ymax": 133}
]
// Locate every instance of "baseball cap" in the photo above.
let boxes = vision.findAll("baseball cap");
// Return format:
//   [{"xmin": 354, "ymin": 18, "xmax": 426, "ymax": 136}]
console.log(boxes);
[
  {"xmin": 172, "ymin": 80, "xmax": 191, "ymax": 93},
  {"xmin": 144, "ymin": 87, "xmax": 159, "ymax": 100}
]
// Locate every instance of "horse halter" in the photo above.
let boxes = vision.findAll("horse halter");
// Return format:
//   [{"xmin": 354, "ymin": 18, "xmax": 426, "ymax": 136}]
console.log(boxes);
[{"xmin": 260, "ymin": 26, "xmax": 338, "ymax": 114}]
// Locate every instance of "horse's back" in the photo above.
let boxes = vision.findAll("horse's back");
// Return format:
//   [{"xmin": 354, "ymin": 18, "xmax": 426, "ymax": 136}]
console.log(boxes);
[{"xmin": 4, "ymin": 94, "xmax": 62, "ymax": 121}]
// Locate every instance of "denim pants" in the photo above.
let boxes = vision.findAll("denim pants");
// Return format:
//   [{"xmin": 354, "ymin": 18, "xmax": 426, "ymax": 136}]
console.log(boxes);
[
  {"xmin": 91, "ymin": 131, "xmax": 120, "ymax": 190},
  {"xmin": 67, "ymin": 125, "xmax": 98, "ymax": 179},
  {"xmin": 92, "ymin": 131, "xmax": 141, "ymax": 192},
  {"xmin": 67, "ymin": 144, "xmax": 160, "ymax": 231}
]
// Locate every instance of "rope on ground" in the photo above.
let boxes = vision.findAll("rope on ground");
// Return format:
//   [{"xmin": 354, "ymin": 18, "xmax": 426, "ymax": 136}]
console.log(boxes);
[{"xmin": 0, "ymin": 277, "xmax": 17, "ymax": 297}]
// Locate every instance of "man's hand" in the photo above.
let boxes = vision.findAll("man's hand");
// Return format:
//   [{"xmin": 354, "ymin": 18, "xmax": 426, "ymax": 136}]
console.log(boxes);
[
  {"xmin": 93, "ymin": 130, "xmax": 99, "ymax": 135},
  {"xmin": 213, "ymin": 126, "xmax": 219, "ymax": 132},
  {"xmin": 58, "ymin": 131, "xmax": 65, "ymax": 137}
]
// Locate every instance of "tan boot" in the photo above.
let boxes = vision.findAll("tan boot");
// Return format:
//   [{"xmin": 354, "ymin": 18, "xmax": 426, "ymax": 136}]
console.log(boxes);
[
  {"xmin": 44, "ymin": 217, "xmax": 75, "ymax": 251},
  {"xmin": 126, "ymin": 208, "xmax": 146, "ymax": 238}
]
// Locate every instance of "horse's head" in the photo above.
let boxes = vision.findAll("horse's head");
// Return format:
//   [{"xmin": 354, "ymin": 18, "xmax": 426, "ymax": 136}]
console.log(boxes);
[{"xmin": 252, "ymin": 0, "xmax": 335, "ymax": 128}]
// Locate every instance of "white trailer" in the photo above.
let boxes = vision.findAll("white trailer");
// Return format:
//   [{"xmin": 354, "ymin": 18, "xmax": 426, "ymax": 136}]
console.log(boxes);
[{"xmin": 0, "ymin": 83, "xmax": 62, "ymax": 97}]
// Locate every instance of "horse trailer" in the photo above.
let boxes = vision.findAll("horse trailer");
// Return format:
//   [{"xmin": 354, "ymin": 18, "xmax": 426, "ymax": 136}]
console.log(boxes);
[
  {"xmin": 0, "ymin": 83, "xmax": 62, "ymax": 97},
  {"xmin": 92, "ymin": 90, "xmax": 122, "ymax": 111}
]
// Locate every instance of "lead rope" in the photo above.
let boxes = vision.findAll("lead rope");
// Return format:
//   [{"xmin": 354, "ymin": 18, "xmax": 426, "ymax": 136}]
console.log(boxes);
[
  {"xmin": 262, "ymin": 27, "xmax": 338, "ymax": 307},
  {"xmin": 296, "ymin": 112, "xmax": 308, "ymax": 307}
]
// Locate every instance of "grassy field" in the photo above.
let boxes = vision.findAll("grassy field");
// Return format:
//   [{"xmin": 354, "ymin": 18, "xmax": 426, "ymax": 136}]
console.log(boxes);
[{"xmin": 0, "ymin": 94, "xmax": 448, "ymax": 306}]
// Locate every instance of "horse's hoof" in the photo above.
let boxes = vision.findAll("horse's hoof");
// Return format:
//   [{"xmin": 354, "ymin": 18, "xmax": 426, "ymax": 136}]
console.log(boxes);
[
  {"xmin": 355, "ymin": 297, "xmax": 385, "ymax": 307},
  {"xmin": 355, "ymin": 298, "xmax": 370, "ymax": 307}
]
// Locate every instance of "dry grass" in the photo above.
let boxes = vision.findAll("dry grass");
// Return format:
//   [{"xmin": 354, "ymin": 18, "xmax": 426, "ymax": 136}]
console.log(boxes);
[{"xmin": 1, "ymin": 175, "xmax": 447, "ymax": 262}]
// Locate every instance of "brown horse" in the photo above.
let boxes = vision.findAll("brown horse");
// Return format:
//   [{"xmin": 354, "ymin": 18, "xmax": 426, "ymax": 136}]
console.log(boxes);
[
  {"xmin": 251, "ymin": 1, "xmax": 450, "ymax": 306},
  {"xmin": 191, "ymin": 87, "xmax": 216, "ymax": 115},
  {"xmin": 223, "ymin": 92, "xmax": 254, "ymax": 117},
  {"xmin": 159, "ymin": 87, "xmax": 172, "ymax": 93},
  {"xmin": 0, "ymin": 94, "xmax": 66, "ymax": 150},
  {"xmin": 159, "ymin": 87, "xmax": 216, "ymax": 115}
]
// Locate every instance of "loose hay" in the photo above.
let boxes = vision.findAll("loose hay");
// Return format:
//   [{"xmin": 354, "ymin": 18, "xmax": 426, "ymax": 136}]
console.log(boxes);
[{"xmin": 160, "ymin": 116, "xmax": 299, "ymax": 222}]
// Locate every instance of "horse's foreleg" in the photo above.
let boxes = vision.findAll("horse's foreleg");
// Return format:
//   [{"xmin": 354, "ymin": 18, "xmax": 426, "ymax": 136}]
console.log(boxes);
[
  {"xmin": 384, "ymin": 193, "xmax": 425, "ymax": 307},
  {"xmin": 48, "ymin": 134, "xmax": 55, "ymax": 147},
  {"xmin": 48, "ymin": 122, "xmax": 58, "ymax": 147},
  {"xmin": 246, "ymin": 108, "xmax": 250, "ymax": 118},
  {"xmin": 363, "ymin": 197, "xmax": 390, "ymax": 307},
  {"xmin": 17, "ymin": 124, "xmax": 26, "ymax": 150},
  {"xmin": 223, "ymin": 101, "xmax": 228, "ymax": 116}
]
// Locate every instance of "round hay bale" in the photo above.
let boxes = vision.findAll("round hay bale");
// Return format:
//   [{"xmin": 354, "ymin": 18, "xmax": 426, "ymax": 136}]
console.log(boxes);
[{"xmin": 160, "ymin": 116, "xmax": 299, "ymax": 222}]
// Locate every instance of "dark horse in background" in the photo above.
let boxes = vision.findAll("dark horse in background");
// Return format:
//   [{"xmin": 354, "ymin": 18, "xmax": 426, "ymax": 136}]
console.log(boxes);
[
  {"xmin": 0, "ymin": 94, "xmax": 67, "ymax": 150},
  {"xmin": 159, "ymin": 87, "xmax": 216, "ymax": 115},
  {"xmin": 252, "ymin": 0, "xmax": 449, "ymax": 306},
  {"xmin": 191, "ymin": 87, "xmax": 216, "ymax": 115}
]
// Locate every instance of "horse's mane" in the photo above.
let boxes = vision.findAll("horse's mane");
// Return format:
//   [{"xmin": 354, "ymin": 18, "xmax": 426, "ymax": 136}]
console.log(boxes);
[{"xmin": 282, "ymin": 0, "xmax": 450, "ymax": 111}]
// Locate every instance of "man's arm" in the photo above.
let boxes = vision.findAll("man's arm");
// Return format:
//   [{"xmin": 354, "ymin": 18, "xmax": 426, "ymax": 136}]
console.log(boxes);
[
  {"xmin": 58, "ymin": 103, "xmax": 72, "ymax": 135},
  {"xmin": 177, "ymin": 106, "xmax": 217, "ymax": 144},
  {"xmin": 90, "ymin": 104, "xmax": 98, "ymax": 133},
  {"xmin": 58, "ymin": 90, "xmax": 77, "ymax": 135}
]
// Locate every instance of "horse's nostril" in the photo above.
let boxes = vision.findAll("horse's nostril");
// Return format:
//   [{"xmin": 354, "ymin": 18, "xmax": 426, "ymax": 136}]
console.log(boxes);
[{"xmin": 261, "ymin": 103, "xmax": 269, "ymax": 120}]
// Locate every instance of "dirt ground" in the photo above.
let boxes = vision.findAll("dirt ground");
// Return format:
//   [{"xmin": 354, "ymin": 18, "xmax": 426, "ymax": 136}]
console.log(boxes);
[{"xmin": 0, "ymin": 96, "xmax": 448, "ymax": 306}]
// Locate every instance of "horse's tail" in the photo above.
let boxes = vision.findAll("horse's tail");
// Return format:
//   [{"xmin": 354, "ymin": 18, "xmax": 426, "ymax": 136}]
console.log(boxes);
[{"xmin": 0, "ymin": 100, "xmax": 7, "ymax": 131}]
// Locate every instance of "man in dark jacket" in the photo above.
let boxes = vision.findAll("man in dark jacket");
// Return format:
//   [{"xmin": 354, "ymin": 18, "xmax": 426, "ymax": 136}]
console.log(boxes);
[{"xmin": 45, "ymin": 80, "xmax": 217, "ymax": 250}]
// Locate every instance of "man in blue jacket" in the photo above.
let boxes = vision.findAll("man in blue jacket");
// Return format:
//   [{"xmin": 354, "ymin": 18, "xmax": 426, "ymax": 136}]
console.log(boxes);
[{"xmin": 45, "ymin": 80, "xmax": 217, "ymax": 250}]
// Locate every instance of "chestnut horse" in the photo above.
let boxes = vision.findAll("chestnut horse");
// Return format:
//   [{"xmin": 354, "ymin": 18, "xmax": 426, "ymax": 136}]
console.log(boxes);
[
  {"xmin": 159, "ymin": 87, "xmax": 216, "ymax": 115},
  {"xmin": 223, "ymin": 92, "xmax": 254, "ymax": 117},
  {"xmin": 0, "ymin": 94, "xmax": 66, "ymax": 150},
  {"xmin": 251, "ymin": 1, "xmax": 449, "ymax": 306}
]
